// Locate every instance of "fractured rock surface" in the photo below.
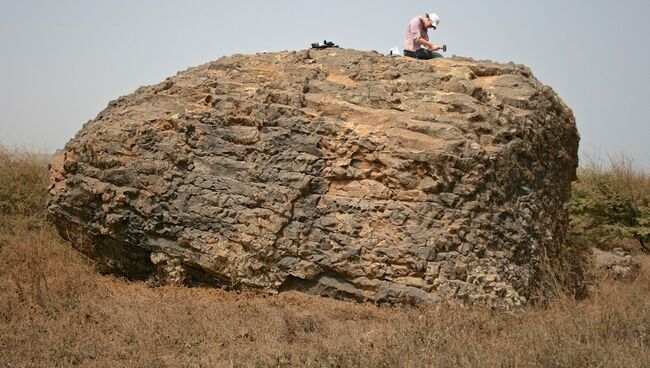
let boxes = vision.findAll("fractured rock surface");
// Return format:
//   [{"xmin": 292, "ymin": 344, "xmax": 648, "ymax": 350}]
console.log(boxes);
[{"xmin": 47, "ymin": 49, "xmax": 579, "ymax": 307}]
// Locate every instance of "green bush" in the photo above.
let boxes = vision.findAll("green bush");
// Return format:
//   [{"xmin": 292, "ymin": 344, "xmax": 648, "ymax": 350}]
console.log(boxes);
[{"xmin": 569, "ymin": 155, "xmax": 650, "ymax": 250}]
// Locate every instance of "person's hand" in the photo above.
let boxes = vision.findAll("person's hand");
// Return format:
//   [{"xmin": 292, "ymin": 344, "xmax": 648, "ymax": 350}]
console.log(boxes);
[{"xmin": 428, "ymin": 43, "xmax": 441, "ymax": 51}]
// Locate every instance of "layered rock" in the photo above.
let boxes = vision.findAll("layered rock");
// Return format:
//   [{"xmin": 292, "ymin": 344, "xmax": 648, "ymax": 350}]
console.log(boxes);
[{"xmin": 47, "ymin": 49, "xmax": 579, "ymax": 307}]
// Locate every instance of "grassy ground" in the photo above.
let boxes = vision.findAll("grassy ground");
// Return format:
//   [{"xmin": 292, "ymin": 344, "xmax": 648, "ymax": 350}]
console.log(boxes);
[{"xmin": 1, "ymin": 147, "xmax": 649, "ymax": 368}]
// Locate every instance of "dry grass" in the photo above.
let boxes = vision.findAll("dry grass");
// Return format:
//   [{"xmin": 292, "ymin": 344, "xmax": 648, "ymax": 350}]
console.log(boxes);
[
  {"xmin": 1, "ymin": 147, "xmax": 650, "ymax": 368},
  {"xmin": 0, "ymin": 147, "xmax": 50, "ymax": 233}
]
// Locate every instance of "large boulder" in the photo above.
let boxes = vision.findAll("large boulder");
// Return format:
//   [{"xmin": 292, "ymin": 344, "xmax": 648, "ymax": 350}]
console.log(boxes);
[{"xmin": 47, "ymin": 49, "xmax": 579, "ymax": 307}]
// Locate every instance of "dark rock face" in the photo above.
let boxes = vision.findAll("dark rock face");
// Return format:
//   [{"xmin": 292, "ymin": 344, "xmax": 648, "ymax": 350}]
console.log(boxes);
[{"xmin": 47, "ymin": 49, "xmax": 579, "ymax": 307}]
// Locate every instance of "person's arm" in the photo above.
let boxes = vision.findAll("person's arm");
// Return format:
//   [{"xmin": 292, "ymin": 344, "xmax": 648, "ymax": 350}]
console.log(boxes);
[{"xmin": 418, "ymin": 38, "xmax": 441, "ymax": 51}]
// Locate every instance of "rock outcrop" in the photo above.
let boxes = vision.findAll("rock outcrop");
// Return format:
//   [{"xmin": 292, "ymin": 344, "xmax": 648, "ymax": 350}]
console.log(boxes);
[
  {"xmin": 592, "ymin": 248, "xmax": 639, "ymax": 281},
  {"xmin": 47, "ymin": 49, "xmax": 579, "ymax": 307}
]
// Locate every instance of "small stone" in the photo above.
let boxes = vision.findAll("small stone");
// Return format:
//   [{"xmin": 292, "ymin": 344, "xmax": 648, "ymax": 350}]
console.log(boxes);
[{"xmin": 484, "ymin": 274, "xmax": 497, "ymax": 283}]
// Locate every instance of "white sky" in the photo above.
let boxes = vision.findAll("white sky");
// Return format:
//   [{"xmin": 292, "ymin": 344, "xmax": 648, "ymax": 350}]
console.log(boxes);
[{"xmin": 1, "ymin": 0, "xmax": 648, "ymax": 169}]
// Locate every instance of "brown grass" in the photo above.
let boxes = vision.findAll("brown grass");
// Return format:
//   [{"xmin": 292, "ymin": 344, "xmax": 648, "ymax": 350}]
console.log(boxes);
[{"xmin": 1, "ymin": 147, "xmax": 650, "ymax": 368}]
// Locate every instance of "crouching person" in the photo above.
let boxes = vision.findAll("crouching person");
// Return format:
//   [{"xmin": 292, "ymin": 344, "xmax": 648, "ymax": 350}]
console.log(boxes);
[{"xmin": 404, "ymin": 12, "xmax": 443, "ymax": 60}]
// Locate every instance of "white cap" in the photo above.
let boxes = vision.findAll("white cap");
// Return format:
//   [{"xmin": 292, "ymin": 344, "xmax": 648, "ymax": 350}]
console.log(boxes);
[{"xmin": 426, "ymin": 12, "xmax": 440, "ymax": 29}]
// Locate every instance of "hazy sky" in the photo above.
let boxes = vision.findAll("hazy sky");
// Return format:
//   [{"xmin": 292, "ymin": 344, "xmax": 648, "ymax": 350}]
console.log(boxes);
[{"xmin": 1, "ymin": 0, "xmax": 648, "ymax": 169}]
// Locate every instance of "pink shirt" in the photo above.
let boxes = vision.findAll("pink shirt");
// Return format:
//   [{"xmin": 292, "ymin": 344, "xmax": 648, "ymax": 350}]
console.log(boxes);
[{"xmin": 404, "ymin": 16, "xmax": 429, "ymax": 52}]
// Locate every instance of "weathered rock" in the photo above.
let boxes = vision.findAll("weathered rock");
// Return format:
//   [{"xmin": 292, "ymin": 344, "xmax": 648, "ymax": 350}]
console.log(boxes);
[
  {"xmin": 47, "ymin": 49, "xmax": 579, "ymax": 307},
  {"xmin": 592, "ymin": 247, "xmax": 640, "ymax": 281}
]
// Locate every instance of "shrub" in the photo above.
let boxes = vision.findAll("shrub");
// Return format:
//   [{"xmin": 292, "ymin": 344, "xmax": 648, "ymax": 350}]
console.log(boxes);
[{"xmin": 569, "ymin": 154, "xmax": 650, "ymax": 251}]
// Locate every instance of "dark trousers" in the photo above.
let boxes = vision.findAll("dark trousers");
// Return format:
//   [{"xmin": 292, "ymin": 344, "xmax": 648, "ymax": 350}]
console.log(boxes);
[{"xmin": 404, "ymin": 49, "xmax": 442, "ymax": 60}]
